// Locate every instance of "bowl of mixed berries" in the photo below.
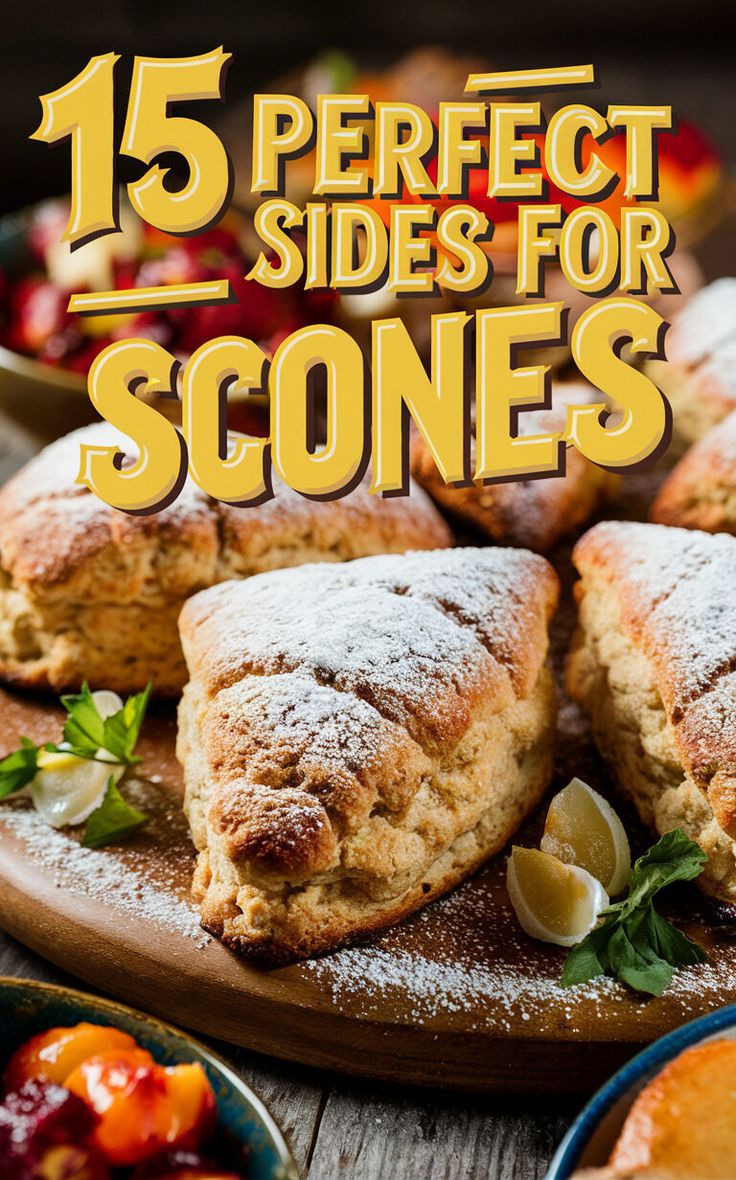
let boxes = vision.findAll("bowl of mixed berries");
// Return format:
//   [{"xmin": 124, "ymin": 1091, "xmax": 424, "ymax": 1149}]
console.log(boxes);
[
  {"xmin": 0, "ymin": 977, "xmax": 297, "ymax": 1180},
  {"xmin": 0, "ymin": 198, "xmax": 327, "ymax": 441}
]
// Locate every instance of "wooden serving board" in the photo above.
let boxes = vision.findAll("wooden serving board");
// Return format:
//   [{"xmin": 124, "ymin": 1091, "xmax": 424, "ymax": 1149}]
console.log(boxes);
[{"xmin": 2, "ymin": 657, "xmax": 736, "ymax": 1095}]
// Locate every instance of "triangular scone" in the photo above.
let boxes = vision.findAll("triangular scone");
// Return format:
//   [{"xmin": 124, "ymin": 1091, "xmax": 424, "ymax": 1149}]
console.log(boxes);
[
  {"xmin": 178, "ymin": 547, "xmax": 559, "ymax": 963},
  {"xmin": 652, "ymin": 410, "xmax": 736, "ymax": 535},
  {"xmin": 569, "ymin": 521, "xmax": 736, "ymax": 902},
  {"xmin": 410, "ymin": 383, "xmax": 616, "ymax": 553},
  {"xmin": 0, "ymin": 423, "xmax": 450, "ymax": 696},
  {"xmin": 644, "ymin": 278, "xmax": 736, "ymax": 452}
]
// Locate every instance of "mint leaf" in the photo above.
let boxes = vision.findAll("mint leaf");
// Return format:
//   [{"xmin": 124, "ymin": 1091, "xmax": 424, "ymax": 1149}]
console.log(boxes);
[
  {"xmin": 561, "ymin": 829, "xmax": 708, "ymax": 997},
  {"xmin": 0, "ymin": 738, "xmax": 39, "ymax": 799},
  {"xmin": 61, "ymin": 683, "xmax": 107, "ymax": 756},
  {"xmin": 646, "ymin": 907, "xmax": 707, "ymax": 970},
  {"xmin": 102, "ymin": 684, "xmax": 151, "ymax": 764},
  {"xmin": 624, "ymin": 830, "xmax": 707, "ymax": 909},
  {"xmin": 61, "ymin": 682, "xmax": 151, "ymax": 765},
  {"xmin": 608, "ymin": 919, "xmax": 674, "ymax": 996},
  {"xmin": 82, "ymin": 778, "xmax": 148, "ymax": 849},
  {"xmin": 560, "ymin": 919, "xmax": 614, "ymax": 987}
]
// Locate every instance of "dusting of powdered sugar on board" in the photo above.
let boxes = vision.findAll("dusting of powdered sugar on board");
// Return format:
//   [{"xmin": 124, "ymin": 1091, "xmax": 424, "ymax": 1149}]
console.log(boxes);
[
  {"xmin": 0, "ymin": 780, "xmax": 209, "ymax": 948},
  {"xmin": 301, "ymin": 877, "xmax": 736, "ymax": 1033}
]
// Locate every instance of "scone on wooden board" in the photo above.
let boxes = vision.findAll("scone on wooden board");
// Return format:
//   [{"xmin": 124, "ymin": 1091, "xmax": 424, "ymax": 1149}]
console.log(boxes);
[
  {"xmin": 410, "ymin": 382, "xmax": 617, "ymax": 553},
  {"xmin": 0, "ymin": 423, "xmax": 451, "ymax": 697},
  {"xmin": 568, "ymin": 520, "xmax": 736, "ymax": 904},
  {"xmin": 573, "ymin": 1040, "xmax": 736, "ymax": 1180},
  {"xmin": 644, "ymin": 278, "xmax": 736, "ymax": 452},
  {"xmin": 651, "ymin": 409, "xmax": 736, "ymax": 534},
  {"xmin": 177, "ymin": 547, "xmax": 559, "ymax": 964}
]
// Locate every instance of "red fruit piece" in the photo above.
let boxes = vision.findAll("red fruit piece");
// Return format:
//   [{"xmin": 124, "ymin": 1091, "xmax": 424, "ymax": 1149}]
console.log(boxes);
[
  {"xmin": 173, "ymin": 267, "xmax": 295, "ymax": 354},
  {"xmin": 0, "ymin": 1079, "xmax": 101, "ymax": 1179},
  {"xmin": 136, "ymin": 248, "xmax": 203, "ymax": 290},
  {"xmin": 7, "ymin": 277, "xmax": 72, "ymax": 354},
  {"xmin": 4, "ymin": 1022, "xmax": 139, "ymax": 1094},
  {"xmin": 65, "ymin": 1050, "xmax": 217, "ymax": 1167},
  {"xmin": 184, "ymin": 227, "xmax": 244, "ymax": 265}
]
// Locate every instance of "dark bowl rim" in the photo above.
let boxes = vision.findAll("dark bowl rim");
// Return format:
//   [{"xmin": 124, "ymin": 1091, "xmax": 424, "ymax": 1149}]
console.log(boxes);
[{"xmin": 0, "ymin": 973, "xmax": 300, "ymax": 1180}]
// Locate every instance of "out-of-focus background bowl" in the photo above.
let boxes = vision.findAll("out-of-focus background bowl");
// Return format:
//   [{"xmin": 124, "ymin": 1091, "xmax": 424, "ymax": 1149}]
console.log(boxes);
[
  {"xmin": 0, "ymin": 203, "xmax": 275, "ymax": 443},
  {"xmin": 0, "ymin": 209, "xmax": 90, "ymax": 440}
]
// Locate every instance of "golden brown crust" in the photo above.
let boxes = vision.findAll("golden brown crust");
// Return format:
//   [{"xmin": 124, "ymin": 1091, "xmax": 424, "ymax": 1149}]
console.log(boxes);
[
  {"xmin": 409, "ymin": 382, "xmax": 617, "ymax": 552},
  {"xmin": 178, "ymin": 547, "xmax": 559, "ymax": 963},
  {"xmin": 644, "ymin": 278, "xmax": 736, "ymax": 450},
  {"xmin": 0, "ymin": 423, "xmax": 451, "ymax": 695},
  {"xmin": 651, "ymin": 410, "xmax": 736, "ymax": 534},
  {"xmin": 569, "ymin": 522, "xmax": 736, "ymax": 902}
]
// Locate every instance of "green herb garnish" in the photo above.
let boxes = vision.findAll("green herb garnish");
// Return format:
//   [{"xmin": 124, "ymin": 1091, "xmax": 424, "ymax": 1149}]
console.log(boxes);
[
  {"xmin": 61, "ymin": 682, "xmax": 151, "ymax": 765},
  {"xmin": 561, "ymin": 829, "xmax": 708, "ymax": 996},
  {"xmin": 0, "ymin": 738, "xmax": 40, "ymax": 799},
  {"xmin": 0, "ymin": 684, "xmax": 152, "ymax": 846},
  {"xmin": 82, "ymin": 778, "xmax": 148, "ymax": 849}
]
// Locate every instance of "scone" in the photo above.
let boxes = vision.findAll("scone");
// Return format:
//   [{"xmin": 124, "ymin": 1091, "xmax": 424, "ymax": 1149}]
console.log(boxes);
[
  {"xmin": 568, "ymin": 520, "xmax": 736, "ymax": 903},
  {"xmin": 644, "ymin": 278, "xmax": 736, "ymax": 451},
  {"xmin": 0, "ymin": 423, "xmax": 451, "ymax": 696},
  {"xmin": 651, "ymin": 409, "xmax": 736, "ymax": 534},
  {"xmin": 410, "ymin": 382, "xmax": 617, "ymax": 552},
  {"xmin": 177, "ymin": 547, "xmax": 559, "ymax": 963}
]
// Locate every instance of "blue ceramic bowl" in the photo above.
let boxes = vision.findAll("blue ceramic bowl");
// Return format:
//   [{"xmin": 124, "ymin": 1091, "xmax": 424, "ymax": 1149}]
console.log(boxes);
[
  {"xmin": 0, "ymin": 976, "xmax": 299, "ymax": 1179},
  {"xmin": 547, "ymin": 1003, "xmax": 736, "ymax": 1178}
]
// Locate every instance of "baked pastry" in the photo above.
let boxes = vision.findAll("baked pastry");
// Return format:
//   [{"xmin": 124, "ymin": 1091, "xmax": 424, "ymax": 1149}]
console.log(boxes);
[
  {"xmin": 651, "ymin": 409, "xmax": 736, "ymax": 534},
  {"xmin": 573, "ymin": 1040, "xmax": 736, "ymax": 1179},
  {"xmin": 568, "ymin": 520, "xmax": 736, "ymax": 903},
  {"xmin": 0, "ymin": 423, "xmax": 451, "ymax": 696},
  {"xmin": 644, "ymin": 278, "xmax": 736, "ymax": 451},
  {"xmin": 177, "ymin": 547, "xmax": 559, "ymax": 963},
  {"xmin": 410, "ymin": 382, "xmax": 617, "ymax": 552}
]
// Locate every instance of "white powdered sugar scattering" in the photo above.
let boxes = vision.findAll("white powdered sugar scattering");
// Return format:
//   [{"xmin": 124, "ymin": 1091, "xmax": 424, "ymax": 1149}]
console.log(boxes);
[
  {"xmin": 301, "ymin": 877, "xmax": 736, "ymax": 1032},
  {"xmin": 666, "ymin": 277, "xmax": 736, "ymax": 369},
  {"xmin": 1, "ymin": 800, "xmax": 208, "ymax": 947}
]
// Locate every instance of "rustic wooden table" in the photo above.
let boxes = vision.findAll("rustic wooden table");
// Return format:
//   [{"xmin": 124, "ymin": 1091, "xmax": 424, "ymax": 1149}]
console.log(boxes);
[{"xmin": 0, "ymin": 421, "xmax": 577, "ymax": 1179}]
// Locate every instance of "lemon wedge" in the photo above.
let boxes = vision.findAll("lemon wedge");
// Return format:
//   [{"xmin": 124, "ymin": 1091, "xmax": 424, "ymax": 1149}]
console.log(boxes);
[
  {"xmin": 30, "ymin": 752, "xmax": 124, "ymax": 829},
  {"xmin": 506, "ymin": 846, "xmax": 609, "ymax": 947},
  {"xmin": 30, "ymin": 688, "xmax": 125, "ymax": 829},
  {"xmin": 541, "ymin": 777, "xmax": 631, "ymax": 896}
]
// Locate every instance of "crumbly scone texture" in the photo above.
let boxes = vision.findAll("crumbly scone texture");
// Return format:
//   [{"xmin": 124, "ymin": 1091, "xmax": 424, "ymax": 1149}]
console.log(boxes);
[
  {"xmin": 651, "ymin": 409, "xmax": 736, "ymax": 534},
  {"xmin": 0, "ymin": 423, "xmax": 451, "ymax": 695},
  {"xmin": 568, "ymin": 520, "xmax": 736, "ymax": 903},
  {"xmin": 177, "ymin": 547, "xmax": 559, "ymax": 963},
  {"xmin": 410, "ymin": 382, "xmax": 617, "ymax": 552},
  {"xmin": 644, "ymin": 277, "xmax": 736, "ymax": 451}
]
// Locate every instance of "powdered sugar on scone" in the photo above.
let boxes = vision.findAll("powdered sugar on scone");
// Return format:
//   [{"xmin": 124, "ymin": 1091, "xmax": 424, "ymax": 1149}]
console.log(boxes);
[
  {"xmin": 570, "ymin": 521, "xmax": 736, "ymax": 899},
  {"xmin": 0, "ymin": 422, "xmax": 451, "ymax": 695},
  {"xmin": 178, "ymin": 546, "xmax": 559, "ymax": 962}
]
